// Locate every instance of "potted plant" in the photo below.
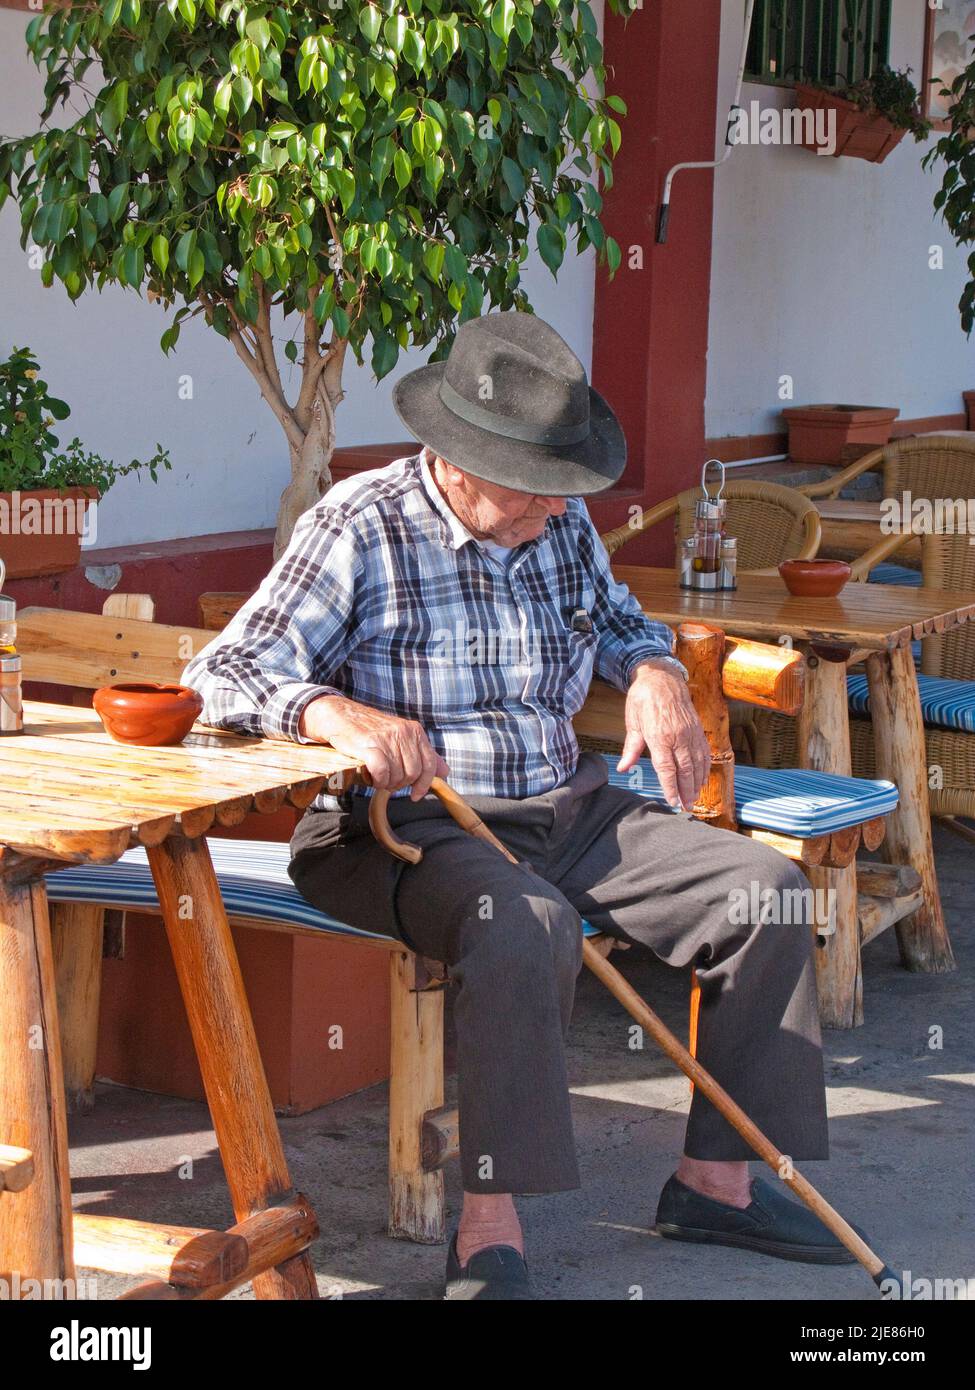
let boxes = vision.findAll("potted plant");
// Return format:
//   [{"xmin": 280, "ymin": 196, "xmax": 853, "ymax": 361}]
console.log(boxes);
[
  {"xmin": 794, "ymin": 66, "xmax": 931, "ymax": 164},
  {"xmin": 0, "ymin": 346, "xmax": 170, "ymax": 578},
  {"xmin": 781, "ymin": 403, "xmax": 900, "ymax": 465}
]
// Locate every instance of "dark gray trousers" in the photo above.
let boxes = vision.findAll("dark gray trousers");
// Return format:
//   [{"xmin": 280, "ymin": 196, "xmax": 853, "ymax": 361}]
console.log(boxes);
[{"xmin": 289, "ymin": 752, "xmax": 829, "ymax": 1194}]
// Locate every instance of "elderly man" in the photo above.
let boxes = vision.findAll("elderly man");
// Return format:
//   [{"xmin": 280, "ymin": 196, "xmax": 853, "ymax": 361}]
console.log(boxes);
[{"xmin": 183, "ymin": 312, "xmax": 856, "ymax": 1300}]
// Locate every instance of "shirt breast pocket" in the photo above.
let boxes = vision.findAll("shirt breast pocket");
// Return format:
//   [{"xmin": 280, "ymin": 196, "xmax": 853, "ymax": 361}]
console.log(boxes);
[{"xmin": 555, "ymin": 627, "xmax": 599, "ymax": 718}]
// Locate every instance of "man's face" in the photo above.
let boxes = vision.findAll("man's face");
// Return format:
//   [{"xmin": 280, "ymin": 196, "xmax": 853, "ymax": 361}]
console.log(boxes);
[{"xmin": 432, "ymin": 455, "xmax": 568, "ymax": 547}]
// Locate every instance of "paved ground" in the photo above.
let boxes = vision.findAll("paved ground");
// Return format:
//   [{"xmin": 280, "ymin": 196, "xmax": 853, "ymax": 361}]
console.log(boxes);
[{"xmin": 68, "ymin": 824, "xmax": 974, "ymax": 1301}]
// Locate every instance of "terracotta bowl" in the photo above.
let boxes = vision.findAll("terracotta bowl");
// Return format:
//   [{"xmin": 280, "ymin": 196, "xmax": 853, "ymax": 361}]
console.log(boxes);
[
  {"xmin": 93, "ymin": 682, "xmax": 204, "ymax": 746},
  {"xmin": 778, "ymin": 558, "xmax": 852, "ymax": 599}
]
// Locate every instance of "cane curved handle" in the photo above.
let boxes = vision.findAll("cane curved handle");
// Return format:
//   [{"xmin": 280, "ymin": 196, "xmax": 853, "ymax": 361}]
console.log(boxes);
[
  {"xmin": 367, "ymin": 776, "xmax": 520, "ymax": 867},
  {"xmin": 368, "ymin": 788, "xmax": 424, "ymax": 864}
]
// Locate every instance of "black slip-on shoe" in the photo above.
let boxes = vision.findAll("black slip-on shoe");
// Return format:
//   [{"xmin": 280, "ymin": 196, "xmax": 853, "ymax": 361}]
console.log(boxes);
[
  {"xmin": 655, "ymin": 1174, "xmax": 867, "ymax": 1266},
  {"xmin": 444, "ymin": 1233, "xmax": 535, "ymax": 1300}
]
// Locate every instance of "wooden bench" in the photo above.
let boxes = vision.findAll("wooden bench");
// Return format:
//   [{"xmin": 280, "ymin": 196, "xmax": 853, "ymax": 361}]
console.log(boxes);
[{"xmin": 26, "ymin": 599, "xmax": 900, "ymax": 1248}]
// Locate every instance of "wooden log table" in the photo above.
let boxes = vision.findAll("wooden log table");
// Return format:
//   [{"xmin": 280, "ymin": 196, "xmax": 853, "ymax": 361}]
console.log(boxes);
[
  {"xmin": 611, "ymin": 567, "xmax": 975, "ymax": 1027},
  {"xmin": 0, "ymin": 701, "xmax": 366, "ymax": 1300}
]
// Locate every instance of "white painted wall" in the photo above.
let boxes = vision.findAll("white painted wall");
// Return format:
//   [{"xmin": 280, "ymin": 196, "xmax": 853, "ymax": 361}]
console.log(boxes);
[
  {"xmin": 0, "ymin": 6, "xmax": 599, "ymax": 546},
  {"xmin": 707, "ymin": 0, "xmax": 975, "ymax": 444}
]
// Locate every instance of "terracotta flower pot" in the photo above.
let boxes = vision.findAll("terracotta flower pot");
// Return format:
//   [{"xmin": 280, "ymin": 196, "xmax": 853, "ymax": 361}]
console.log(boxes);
[
  {"xmin": 0, "ymin": 485, "xmax": 99, "ymax": 579},
  {"xmin": 793, "ymin": 84, "xmax": 907, "ymax": 164},
  {"xmin": 93, "ymin": 682, "xmax": 204, "ymax": 746},
  {"xmin": 779, "ymin": 559, "xmax": 852, "ymax": 598},
  {"xmin": 781, "ymin": 404, "xmax": 900, "ymax": 465}
]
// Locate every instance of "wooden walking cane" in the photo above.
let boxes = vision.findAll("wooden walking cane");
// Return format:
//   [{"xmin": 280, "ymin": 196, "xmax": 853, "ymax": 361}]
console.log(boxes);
[
  {"xmin": 366, "ymin": 622, "xmax": 901, "ymax": 1295},
  {"xmin": 368, "ymin": 778, "xmax": 900, "ymax": 1295}
]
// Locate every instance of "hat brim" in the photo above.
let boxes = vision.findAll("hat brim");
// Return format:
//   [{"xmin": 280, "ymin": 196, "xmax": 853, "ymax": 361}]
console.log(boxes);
[{"xmin": 392, "ymin": 361, "xmax": 626, "ymax": 497}]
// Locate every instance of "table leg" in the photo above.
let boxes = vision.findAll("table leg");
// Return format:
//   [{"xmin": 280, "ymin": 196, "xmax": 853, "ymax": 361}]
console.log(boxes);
[
  {"xmin": 146, "ymin": 835, "xmax": 319, "ymax": 1299},
  {"xmin": 0, "ymin": 874, "xmax": 75, "ymax": 1292},
  {"xmin": 865, "ymin": 646, "xmax": 955, "ymax": 974},
  {"xmin": 797, "ymin": 653, "xmax": 862, "ymax": 1029}
]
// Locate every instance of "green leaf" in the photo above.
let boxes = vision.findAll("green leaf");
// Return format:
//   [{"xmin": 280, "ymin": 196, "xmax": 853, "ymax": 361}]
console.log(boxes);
[
  {"xmin": 110, "ymin": 80, "xmax": 129, "ymax": 128},
  {"xmin": 371, "ymin": 332, "xmax": 398, "ymax": 378},
  {"xmin": 501, "ymin": 156, "xmax": 525, "ymax": 200},
  {"xmin": 107, "ymin": 183, "xmax": 130, "ymax": 224},
  {"xmin": 152, "ymin": 233, "xmax": 170, "ymax": 274},
  {"xmin": 177, "ymin": 0, "xmax": 196, "ymax": 26},
  {"xmin": 175, "ymin": 228, "xmax": 197, "ymax": 272},
  {"xmin": 384, "ymin": 14, "xmax": 407, "ymax": 54},
  {"xmin": 393, "ymin": 147, "xmax": 412, "ymax": 189},
  {"xmin": 268, "ymin": 121, "xmax": 297, "ymax": 139},
  {"xmin": 232, "ymin": 74, "xmax": 253, "ymax": 116},
  {"xmin": 423, "ymin": 242, "xmax": 445, "ymax": 280},
  {"xmin": 88, "ymin": 192, "xmax": 109, "ymax": 230},
  {"xmin": 332, "ymin": 168, "xmax": 355, "ymax": 213},
  {"xmin": 68, "ymin": 136, "xmax": 91, "ymax": 182},
  {"xmin": 372, "ymin": 136, "xmax": 394, "ymax": 188},
  {"xmin": 373, "ymin": 61, "xmax": 396, "ymax": 104},
  {"xmin": 214, "ymin": 75, "xmax": 233, "ymax": 118},
  {"xmin": 605, "ymin": 236, "xmax": 622, "ymax": 276},
  {"xmin": 490, "ymin": 0, "xmax": 515, "ymax": 42},
  {"xmin": 122, "ymin": 243, "xmax": 143, "ymax": 287},
  {"xmin": 284, "ymin": 338, "xmax": 298, "ymax": 363},
  {"xmin": 359, "ymin": 5, "xmax": 381, "ymax": 43},
  {"xmin": 187, "ymin": 246, "xmax": 205, "ymax": 288},
  {"xmin": 606, "ymin": 94, "xmax": 627, "ymax": 115},
  {"xmin": 537, "ymin": 223, "xmax": 565, "ymax": 275},
  {"xmin": 331, "ymin": 304, "xmax": 350, "ymax": 338},
  {"xmin": 424, "ymin": 153, "xmax": 444, "ymax": 193},
  {"xmin": 402, "ymin": 28, "xmax": 426, "ymax": 70},
  {"xmin": 245, "ymin": 15, "xmax": 270, "ymax": 49}
]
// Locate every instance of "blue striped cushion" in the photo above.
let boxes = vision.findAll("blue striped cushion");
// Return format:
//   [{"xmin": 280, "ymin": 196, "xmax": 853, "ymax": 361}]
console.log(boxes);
[
  {"xmin": 867, "ymin": 563, "xmax": 922, "ymax": 587},
  {"xmin": 848, "ymin": 672, "xmax": 975, "ymax": 734},
  {"xmin": 602, "ymin": 756, "xmax": 898, "ymax": 836},
  {"xmin": 45, "ymin": 837, "xmax": 604, "ymax": 939}
]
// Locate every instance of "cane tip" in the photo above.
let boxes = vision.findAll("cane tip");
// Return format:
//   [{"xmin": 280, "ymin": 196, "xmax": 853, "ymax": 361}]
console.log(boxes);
[{"xmin": 873, "ymin": 1265, "xmax": 906, "ymax": 1299}]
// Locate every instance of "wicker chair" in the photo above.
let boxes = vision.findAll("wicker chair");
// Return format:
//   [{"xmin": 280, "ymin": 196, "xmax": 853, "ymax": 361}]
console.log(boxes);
[
  {"xmin": 601, "ymin": 478, "xmax": 822, "ymax": 568},
  {"xmin": 796, "ymin": 434, "xmax": 975, "ymax": 574},
  {"xmin": 599, "ymin": 480, "xmax": 822, "ymax": 760},
  {"xmin": 753, "ymin": 527, "xmax": 975, "ymax": 840}
]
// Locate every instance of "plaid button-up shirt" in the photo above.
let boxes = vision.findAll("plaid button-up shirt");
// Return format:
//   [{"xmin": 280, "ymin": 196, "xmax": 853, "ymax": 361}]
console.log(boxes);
[{"xmin": 182, "ymin": 452, "xmax": 676, "ymax": 802}]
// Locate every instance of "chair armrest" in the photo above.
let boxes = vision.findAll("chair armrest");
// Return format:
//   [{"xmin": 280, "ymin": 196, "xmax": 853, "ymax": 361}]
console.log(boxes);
[
  {"xmin": 795, "ymin": 446, "xmax": 886, "ymax": 499},
  {"xmin": 848, "ymin": 531, "xmax": 913, "ymax": 582}
]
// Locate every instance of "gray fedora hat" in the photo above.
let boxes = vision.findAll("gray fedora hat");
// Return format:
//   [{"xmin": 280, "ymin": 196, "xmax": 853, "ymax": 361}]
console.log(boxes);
[{"xmin": 391, "ymin": 311, "xmax": 626, "ymax": 496}]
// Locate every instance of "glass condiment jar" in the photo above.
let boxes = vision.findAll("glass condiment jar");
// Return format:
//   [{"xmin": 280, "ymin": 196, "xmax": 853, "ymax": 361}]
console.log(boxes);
[{"xmin": 720, "ymin": 535, "xmax": 738, "ymax": 590}]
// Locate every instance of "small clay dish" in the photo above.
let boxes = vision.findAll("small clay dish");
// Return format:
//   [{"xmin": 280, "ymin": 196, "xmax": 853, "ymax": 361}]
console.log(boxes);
[
  {"xmin": 93, "ymin": 682, "xmax": 204, "ymax": 746},
  {"xmin": 778, "ymin": 558, "xmax": 852, "ymax": 598}
]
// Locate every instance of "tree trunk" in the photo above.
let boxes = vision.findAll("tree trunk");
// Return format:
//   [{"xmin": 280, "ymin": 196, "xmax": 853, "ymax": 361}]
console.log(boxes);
[
  {"xmin": 272, "ymin": 341, "xmax": 347, "ymax": 560},
  {"xmin": 274, "ymin": 408, "xmax": 333, "ymax": 559}
]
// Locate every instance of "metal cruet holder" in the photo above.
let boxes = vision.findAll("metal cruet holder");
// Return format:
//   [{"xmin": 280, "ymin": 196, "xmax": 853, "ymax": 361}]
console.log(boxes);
[{"xmin": 679, "ymin": 459, "xmax": 738, "ymax": 592}]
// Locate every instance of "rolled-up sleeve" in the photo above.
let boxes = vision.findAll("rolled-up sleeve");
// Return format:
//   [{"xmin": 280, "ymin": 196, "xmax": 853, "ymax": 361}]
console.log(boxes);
[
  {"xmin": 181, "ymin": 502, "xmax": 363, "ymax": 741},
  {"xmin": 581, "ymin": 511, "xmax": 676, "ymax": 691}
]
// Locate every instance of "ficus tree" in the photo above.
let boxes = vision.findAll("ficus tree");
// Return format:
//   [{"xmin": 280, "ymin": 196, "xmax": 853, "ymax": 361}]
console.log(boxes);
[
  {"xmin": 925, "ymin": 51, "xmax": 975, "ymax": 336},
  {"xmin": 0, "ymin": 0, "xmax": 628, "ymax": 554}
]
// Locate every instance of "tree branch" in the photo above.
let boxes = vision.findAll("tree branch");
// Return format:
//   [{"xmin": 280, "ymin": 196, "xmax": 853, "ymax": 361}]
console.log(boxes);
[{"xmin": 206, "ymin": 291, "xmax": 304, "ymax": 454}]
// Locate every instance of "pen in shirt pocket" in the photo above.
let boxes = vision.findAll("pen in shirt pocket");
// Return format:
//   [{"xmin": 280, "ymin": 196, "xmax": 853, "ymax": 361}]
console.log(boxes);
[{"xmin": 567, "ymin": 606, "xmax": 594, "ymax": 635}]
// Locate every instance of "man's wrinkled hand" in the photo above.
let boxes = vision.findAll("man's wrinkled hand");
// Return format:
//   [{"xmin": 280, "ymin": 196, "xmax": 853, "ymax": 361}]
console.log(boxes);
[
  {"xmin": 617, "ymin": 662, "xmax": 711, "ymax": 811},
  {"xmin": 299, "ymin": 695, "xmax": 450, "ymax": 800}
]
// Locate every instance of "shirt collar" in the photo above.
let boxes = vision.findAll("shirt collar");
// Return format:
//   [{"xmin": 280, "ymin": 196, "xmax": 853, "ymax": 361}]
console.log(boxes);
[{"xmin": 419, "ymin": 454, "xmax": 479, "ymax": 552}]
